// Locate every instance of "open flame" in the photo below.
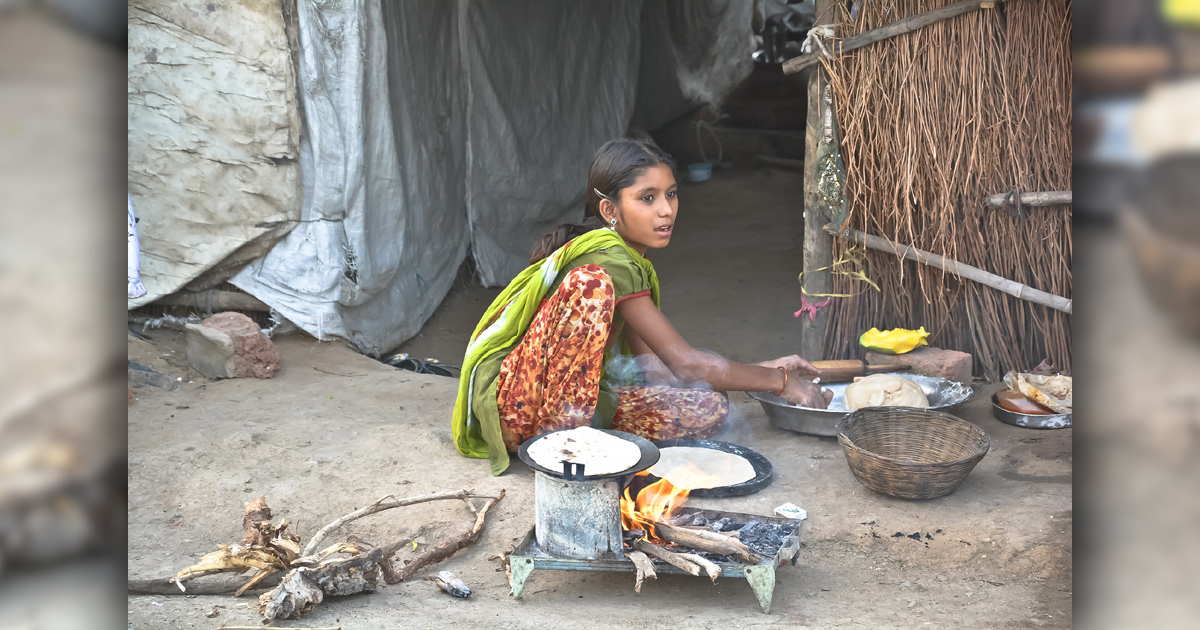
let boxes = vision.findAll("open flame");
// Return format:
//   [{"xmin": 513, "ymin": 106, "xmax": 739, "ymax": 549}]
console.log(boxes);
[{"xmin": 621, "ymin": 464, "xmax": 723, "ymax": 540}]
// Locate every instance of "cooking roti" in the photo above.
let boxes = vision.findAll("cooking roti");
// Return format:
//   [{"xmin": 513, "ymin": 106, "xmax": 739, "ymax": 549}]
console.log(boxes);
[
  {"xmin": 526, "ymin": 426, "xmax": 642, "ymax": 476},
  {"xmin": 647, "ymin": 446, "xmax": 757, "ymax": 489}
]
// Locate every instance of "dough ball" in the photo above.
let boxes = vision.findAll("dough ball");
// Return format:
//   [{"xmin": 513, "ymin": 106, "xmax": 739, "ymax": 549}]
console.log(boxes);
[{"xmin": 844, "ymin": 373, "xmax": 930, "ymax": 410}]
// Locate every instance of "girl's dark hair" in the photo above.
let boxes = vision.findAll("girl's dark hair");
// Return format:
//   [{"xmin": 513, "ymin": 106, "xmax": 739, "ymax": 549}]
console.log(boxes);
[{"xmin": 529, "ymin": 138, "xmax": 676, "ymax": 264}]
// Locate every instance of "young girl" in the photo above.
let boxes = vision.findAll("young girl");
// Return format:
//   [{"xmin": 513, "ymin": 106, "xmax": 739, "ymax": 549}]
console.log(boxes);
[{"xmin": 452, "ymin": 139, "xmax": 832, "ymax": 475}]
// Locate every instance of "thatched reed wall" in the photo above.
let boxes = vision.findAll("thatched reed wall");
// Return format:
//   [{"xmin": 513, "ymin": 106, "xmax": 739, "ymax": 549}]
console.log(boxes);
[{"xmin": 821, "ymin": 0, "xmax": 1072, "ymax": 380}]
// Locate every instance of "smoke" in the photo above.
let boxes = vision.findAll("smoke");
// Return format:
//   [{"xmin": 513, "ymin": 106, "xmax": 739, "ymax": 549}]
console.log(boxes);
[{"xmin": 604, "ymin": 349, "xmax": 754, "ymax": 445}]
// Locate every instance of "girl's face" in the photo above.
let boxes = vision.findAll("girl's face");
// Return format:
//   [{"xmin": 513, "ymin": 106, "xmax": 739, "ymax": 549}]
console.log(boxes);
[{"xmin": 602, "ymin": 163, "xmax": 678, "ymax": 255}]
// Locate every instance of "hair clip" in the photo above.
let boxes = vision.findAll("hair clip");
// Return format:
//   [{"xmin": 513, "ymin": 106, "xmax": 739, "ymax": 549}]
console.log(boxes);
[{"xmin": 593, "ymin": 188, "xmax": 613, "ymax": 202}]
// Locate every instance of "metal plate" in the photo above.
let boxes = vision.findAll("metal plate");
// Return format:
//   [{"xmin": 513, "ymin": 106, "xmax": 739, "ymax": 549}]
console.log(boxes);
[
  {"xmin": 644, "ymin": 439, "xmax": 773, "ymax": 498},
  {"xmin": 991, "ymin": 394, "xmax": 1072, "ymax": 429},
  {"xmin": 748, "ymin": 374, "xmax": 973, "ymax": 437},
  {"xmin": 517, "ymin": 428, "xmax": 660, "ymax": 481}
]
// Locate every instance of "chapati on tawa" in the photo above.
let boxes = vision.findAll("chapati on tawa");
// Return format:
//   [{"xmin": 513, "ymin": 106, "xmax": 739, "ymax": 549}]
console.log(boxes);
[
  {"xmin": 647, "ymin": 446, "xmax": 757, "ymax": 489},
  {"xmin": 526, "ymin": 426, "xmax": 642, "ymax": 476}
]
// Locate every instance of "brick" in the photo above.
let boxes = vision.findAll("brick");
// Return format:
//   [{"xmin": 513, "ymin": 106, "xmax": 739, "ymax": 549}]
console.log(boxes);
[
  {"xmin": 186, "ymin": 312, "xmax": 279, "ymax": 379},
  {"xmin": 865, "ymin": 346, "xmax": 973, "ymax": 384}
]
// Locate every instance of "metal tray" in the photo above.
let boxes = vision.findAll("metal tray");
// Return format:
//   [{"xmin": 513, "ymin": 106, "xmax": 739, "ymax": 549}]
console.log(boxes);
[
  {"xmin": 749, "ymin": 374, "xmax": 973, "ymax": 437},
  {"xmin": 991, "ymin": 394, "xmax": 1072, "ymax": 429}
]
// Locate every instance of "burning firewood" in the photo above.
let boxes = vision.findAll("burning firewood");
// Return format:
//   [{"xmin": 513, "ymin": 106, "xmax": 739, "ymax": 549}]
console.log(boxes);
[
  {"xmin": 653, "ymin": 522, "xmax": 762, "ymax": 565},
  {"xmin": 631, "ymin": 538, "xmax": 702, "ymax": 577},
  {"xmin": 677, "ymin": 553, "xmax": 722, "ymax": 584},
  {"xmin": 626, "ymin": 550, "xmax": 656, "ymax": 593}
]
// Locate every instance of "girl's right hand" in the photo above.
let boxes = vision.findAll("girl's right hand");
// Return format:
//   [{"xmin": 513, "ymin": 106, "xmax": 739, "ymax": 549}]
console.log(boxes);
[{"xmin": 781, "ymin": 373, "xmax": 833, "ymax": 408}]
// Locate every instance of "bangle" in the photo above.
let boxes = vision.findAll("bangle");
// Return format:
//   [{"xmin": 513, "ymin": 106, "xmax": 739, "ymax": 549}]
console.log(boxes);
[{"xmin": 776, "ymin": 367, "xmax": 788, "ymax": 396}]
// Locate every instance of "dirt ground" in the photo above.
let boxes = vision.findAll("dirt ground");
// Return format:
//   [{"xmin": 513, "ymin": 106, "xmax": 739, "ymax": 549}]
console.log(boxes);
[{"xmin": 127, "ymin": 166, "xmax": 1071, "ymax": 629}]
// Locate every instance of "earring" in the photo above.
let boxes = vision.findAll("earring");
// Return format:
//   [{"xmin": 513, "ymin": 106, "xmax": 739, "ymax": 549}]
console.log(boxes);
[{"xmin": 610, "ymin": 218, "xmax": 618, "ymax": 227}]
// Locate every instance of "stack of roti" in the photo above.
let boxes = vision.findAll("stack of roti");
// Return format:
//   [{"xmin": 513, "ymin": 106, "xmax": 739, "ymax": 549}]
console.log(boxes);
[{"xmin": 526, "ymin": 426, "xmax": 642, "ymax": 476}]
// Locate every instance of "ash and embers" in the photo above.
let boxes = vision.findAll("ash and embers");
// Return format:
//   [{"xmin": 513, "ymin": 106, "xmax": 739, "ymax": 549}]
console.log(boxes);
[{"xmin": 623, "ymin": 511, "xmax": 794, "ymax": 563}]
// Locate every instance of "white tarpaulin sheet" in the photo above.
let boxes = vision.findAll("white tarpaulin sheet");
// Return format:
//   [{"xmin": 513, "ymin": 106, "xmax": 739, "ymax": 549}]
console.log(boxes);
[
  {"xmin": 127, "ymin": 1, "xmax": 301, "ymax": 307},
  {"xmin": 130, "ymin": 0, "xmax": 752, "ymax": 353},
  {"xmin": 233, "ymin": 1, "xmax": 469, "ymax": 354}
]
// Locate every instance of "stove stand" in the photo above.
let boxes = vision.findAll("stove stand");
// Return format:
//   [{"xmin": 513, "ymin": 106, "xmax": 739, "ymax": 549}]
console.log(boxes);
[{"xmin": 508, "ymin": 507, "xmax": 805, "ymax": 613}]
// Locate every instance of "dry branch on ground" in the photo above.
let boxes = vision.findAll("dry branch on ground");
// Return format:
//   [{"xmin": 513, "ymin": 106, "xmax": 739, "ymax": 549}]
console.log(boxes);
[{"xmin": 131, "ymin": 489, "xmax": 505, "ymax": 623}]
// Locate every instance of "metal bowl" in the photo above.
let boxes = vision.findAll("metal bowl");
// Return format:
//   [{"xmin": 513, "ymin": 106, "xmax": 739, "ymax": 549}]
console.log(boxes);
[
  {"xmin": 990, "ymin": 394, "xmax": 1072, "ymax": 429},
  {"xmin": 748, "ymin": 374, "xmax": 973, "ymax": 437}
]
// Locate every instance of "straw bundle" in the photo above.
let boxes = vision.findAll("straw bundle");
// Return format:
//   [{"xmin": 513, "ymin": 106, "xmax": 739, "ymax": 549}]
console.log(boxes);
[{"xmin": 820, "ymin": 0, "xmax": 1072, "ymax": 379}]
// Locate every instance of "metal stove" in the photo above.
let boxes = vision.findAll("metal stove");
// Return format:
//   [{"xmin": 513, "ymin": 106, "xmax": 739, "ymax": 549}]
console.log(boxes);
[
  {"xmin": 508, "ymin": 506, "xmax": 806, "ymax": 614},
  {"xmin": 514, "ymin": 428, "xmax": 805, "ymax": 613}
]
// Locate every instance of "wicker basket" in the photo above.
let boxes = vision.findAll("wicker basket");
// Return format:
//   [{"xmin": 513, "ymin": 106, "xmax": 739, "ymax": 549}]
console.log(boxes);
[{"xmin": 835, "ymin": 407, "xmax": 990, "ymax": 500}]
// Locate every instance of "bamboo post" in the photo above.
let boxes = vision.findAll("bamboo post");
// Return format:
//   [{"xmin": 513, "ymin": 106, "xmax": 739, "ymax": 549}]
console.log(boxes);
[
  {"xmin": 800, "ymin": 0, "xmax": 837, "ymax": 361},
  {"xmin": 783, "ymin": 0, "xmax": 999, "ymax": 75},
  {"xmin": 826, "ymin": 225, "xmax": 1073, "ymax": 314},
  {"xmin": 983, "ymin": 190, "xmax": 1072, "ymax": 208}
]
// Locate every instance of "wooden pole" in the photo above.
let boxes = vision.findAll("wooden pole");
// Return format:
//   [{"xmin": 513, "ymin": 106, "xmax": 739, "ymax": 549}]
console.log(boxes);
[
  {"xmin": 983, "ymin": 190, "xmax": 1072, "ymax": 208},
  {"xmin": 801, "ymin": 0, "xmax": 836, "ymax": 361},
  {"xmin": 826, "ymin": 225, "xmax": 1073, "ymax": 314},
  {"xmin": 784, "ymin": 0, "xmax": 998, "ymax": 75}
]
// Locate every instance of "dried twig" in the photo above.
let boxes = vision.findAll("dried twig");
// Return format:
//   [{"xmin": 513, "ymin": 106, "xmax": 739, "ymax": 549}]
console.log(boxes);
[
  {"xmin": 387, "ymin": 489, "xmax": 506, "ymax": 583},
  {"xmin": 302, "ymin": 489, "xmax": 488, "ymax": 557},
  {"xmin": 784, "ymin": 0, "xmax": 999, "ymax": 74},
  {"xmin": 488, "ymin": 546, "xmax": 515, "ymax": 594},
  {"xmin": 821, "ymin": 0, "xmax": 1072, "ymax": 378}
]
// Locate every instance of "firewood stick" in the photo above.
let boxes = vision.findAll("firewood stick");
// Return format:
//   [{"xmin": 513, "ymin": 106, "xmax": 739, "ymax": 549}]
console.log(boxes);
[
  {"xmin": 632, "ymin": 539, "xmax": 702, "ymax": 577},
  {"xmin": 386, "ymin": 490, "xmax": 505, "ymax": 583},
  {"xmin": 678, "ymin": 525, "xmax": 741, "ymax": 539},
  {"xmin": 654, "ymin": 523, "xmax": 763, "ymax": 565},
  {"xmin": 627, "ymin": 550, "xmax": 657, "ymax": 593},
  {"xmin": 302, "ymin": 489, "xmax": 492, "ymax": 557},
  {"xmin": 678, "ymin": 553, "xmax": 722, "ymax": 584}
]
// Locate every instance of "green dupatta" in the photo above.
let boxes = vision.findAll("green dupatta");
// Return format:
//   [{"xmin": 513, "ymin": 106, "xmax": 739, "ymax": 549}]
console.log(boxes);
[{"xmin": 451, "ymin": 229, "xmax": 660, "ymax": 475}]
